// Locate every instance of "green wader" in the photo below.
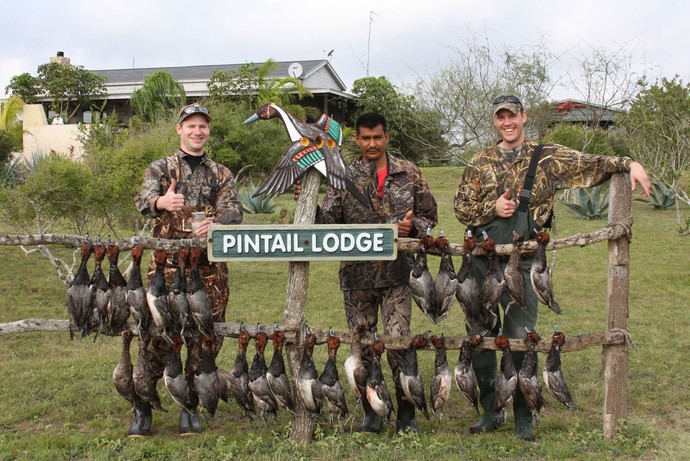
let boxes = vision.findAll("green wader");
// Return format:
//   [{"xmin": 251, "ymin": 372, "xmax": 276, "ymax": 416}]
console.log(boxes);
[{"xmin": 467, "ymin": 210, "xmax": 540, "ymax": 439}]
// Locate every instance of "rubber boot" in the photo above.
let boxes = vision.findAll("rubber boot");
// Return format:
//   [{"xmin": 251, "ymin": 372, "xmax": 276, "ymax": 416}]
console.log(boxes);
[
  {"xmin": 129, "ymin": 405, "xmax": 152, "ymax": 437},
  {"xmin": 189, "ymin": 410, "xmax": 202, "ymax": 433},
  {"xmin": 138, "ymin": 405, "xmax": 153, "ymax": 436},
  {"xmin": 359, "ymin": 395, "xmax": 382, "ymax": 433},
  {"xmin": 127, "ymin": 407, "xmax": 143, "ymax": 437},
  {"xmin": 395, "ymin": 388, "xmax": 418, "ymax": 433},
  {"xmin": 179, "ymin": 409, "xmax": 193, "ymax": 436},
  {"xmin": 469, "ymin": 366, "xmax": 503, "ymax": 434}
]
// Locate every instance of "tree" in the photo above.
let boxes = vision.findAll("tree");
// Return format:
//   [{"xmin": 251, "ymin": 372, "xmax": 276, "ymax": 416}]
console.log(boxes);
[
  {"xmin": 350, "ymin": 76, "xmax": 448, "ymax": 164},
  {"xmin": 36, "ymin": 61, "xmax": 107, "ymax": 120},
  {"xmin": 620, "ymin": 76, "xmax": 690, "ymax": 235},
  {"xmin": 4, "ymin": 73, "xmax": 40, "ymax": 104},
  {"xmin": 130, "ymin": 71, "xmax": 186, "ymax": 124},
  {"xmin": 0, "ymin": 96, "xmax": 25, "ymax": 166}
]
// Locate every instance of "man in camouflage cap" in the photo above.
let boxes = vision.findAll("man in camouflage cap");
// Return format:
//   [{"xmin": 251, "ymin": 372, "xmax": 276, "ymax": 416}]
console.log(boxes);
[
  {"xmin": 454, "ymin": 94, "xmax": 650, "ymax": 440},
  {"xmin": 133, "ymin": 103, "xmax": 243, "ymax": 436},
  {"xmin": 303, "ymin": 112, "xmax": 438, "ymax": 433}
]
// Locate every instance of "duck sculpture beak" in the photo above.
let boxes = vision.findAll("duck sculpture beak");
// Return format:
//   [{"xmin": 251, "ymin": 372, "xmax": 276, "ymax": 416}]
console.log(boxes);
[{"xmin": 243, "ymin": 113, "xmax": 259, "ymax": 125}]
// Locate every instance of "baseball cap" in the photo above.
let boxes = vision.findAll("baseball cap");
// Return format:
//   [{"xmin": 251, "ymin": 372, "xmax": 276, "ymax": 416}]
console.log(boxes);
[
  {"xmin": 178, "ymin": 104, "xmax": 212, "ymax": 124},
  {"xmin": 492, "ymin": 95, "xmax": 523, "ymax": 116}
]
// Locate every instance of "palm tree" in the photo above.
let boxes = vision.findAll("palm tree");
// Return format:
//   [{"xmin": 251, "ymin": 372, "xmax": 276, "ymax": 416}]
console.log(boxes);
[{"xmin": 130, "ymin": 71, "xmax": 186, "ymax": 124}]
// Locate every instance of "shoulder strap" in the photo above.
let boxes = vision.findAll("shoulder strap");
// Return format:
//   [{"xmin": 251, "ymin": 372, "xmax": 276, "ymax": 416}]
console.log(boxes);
[{"xmin": 517, "ymin": 144, "xmax": 544, "ymax": 213}]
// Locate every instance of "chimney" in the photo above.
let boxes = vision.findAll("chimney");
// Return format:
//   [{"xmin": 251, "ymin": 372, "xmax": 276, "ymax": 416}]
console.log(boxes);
[{"xmin": 50, "ymin": 51, "xmax": 71, "ymax": 66}]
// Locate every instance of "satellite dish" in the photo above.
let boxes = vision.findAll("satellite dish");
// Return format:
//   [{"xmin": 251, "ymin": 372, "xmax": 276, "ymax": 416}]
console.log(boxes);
[{"xmin": 288, "ymin": 62, "xmax": 303, "ymax": 78}]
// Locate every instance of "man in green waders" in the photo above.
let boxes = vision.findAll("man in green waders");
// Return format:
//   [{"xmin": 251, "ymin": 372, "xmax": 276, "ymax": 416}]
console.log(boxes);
[{"xmin": 454, "ymin": 94, "xmax": 651, "ymax": 440}]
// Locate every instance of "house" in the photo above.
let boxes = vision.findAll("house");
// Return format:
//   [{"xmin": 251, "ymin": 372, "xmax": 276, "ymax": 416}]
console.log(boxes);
[{"xmin": 551, "ymin": 99, "xmax": 621, "ymax": 130}]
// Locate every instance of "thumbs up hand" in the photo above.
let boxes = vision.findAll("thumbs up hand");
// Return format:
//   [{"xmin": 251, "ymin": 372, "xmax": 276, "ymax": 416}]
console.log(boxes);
[
  {"xmin": 495, "ymin": 188, "xmax": 516, "ymax": 218},
  {"xmin": 156, "ymin": 178, "xmax": 185, "ymax": 212},
  {"xmin": 397, "ymin": 209, "xmax": 415, "ymax": 237}
]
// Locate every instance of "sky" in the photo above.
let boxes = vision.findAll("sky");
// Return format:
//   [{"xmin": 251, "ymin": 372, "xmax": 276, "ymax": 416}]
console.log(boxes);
[{"xmin": 1, "ymin": 0, "xmax": 688, "ymax": 102}]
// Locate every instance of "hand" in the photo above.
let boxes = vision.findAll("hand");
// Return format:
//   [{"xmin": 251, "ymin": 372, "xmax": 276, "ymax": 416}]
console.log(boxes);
[
  {"xmin": 495, "ymin": 189, "xmax": 516, "ymax": 218},
  {"xmin": 194, "ymin": 219, "xmax": 213, "ymax": 238},
  {"xmin": 629, "ymin": 162, "xmax": 651, "ymax": 197},
  {"xmin": 397, "ymin": 210, "xmax": 414, "ymax": 237},
  {"xmin": 293, "ymin": 180, "xmax": 301, "ymax": 202},
  {"xmin": 156, "ymin": 178, "xmax": 185, "ymax": 212}
]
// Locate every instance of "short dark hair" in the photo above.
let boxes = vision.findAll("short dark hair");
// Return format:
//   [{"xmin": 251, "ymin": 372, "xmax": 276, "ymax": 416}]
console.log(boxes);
[{"xmin": 355, "ymin": 112, "xmax": 387, "ymax": 134}]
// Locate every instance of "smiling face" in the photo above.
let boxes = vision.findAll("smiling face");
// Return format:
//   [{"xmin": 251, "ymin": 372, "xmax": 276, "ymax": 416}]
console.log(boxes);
[
  {"xmin": 493, "ymin": 108, "xmax": 527, "ymax": 149},
  {"xmin": 177, "ymin": 113, "xmax": 210, "ymax": 155}
]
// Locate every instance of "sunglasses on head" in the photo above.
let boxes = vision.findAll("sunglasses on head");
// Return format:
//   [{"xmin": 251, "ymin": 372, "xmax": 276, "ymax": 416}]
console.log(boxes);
[
  {"xmin": 493, "ymin": 95, "xmax": 523, "ymax": 107},
  {"xmin": 183, "ymin": 105, "xmax": 210, "ymax": 115}
]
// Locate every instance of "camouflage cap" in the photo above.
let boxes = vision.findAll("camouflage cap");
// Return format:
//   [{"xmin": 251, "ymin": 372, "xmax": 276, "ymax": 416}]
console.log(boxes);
[
  {"xmin": 178, "ymin": 104, "xmax": 212, "ymax": 124},
  {"xmin": 492, "ymin": 95, "xmax": 523, "ymax": 116}
]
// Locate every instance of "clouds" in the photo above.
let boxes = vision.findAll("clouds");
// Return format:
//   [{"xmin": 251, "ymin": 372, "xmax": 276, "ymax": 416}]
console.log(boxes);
[{"xmin": 1, "ymin": 0, "xmax": 687, "ymax": 99}]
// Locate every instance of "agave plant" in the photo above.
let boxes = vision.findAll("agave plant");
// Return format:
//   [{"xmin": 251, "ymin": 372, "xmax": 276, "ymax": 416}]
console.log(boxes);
[
  {"xmin": 635, "ymin": 178, "xmax": 676, "ymax": 210},
  {"xmin": 563, "ymin": 183, "xmax": 609, "ymax": 220},
  {"xmin": 239, "ymin": 177, "xmax": 278, "ymax": 214}
]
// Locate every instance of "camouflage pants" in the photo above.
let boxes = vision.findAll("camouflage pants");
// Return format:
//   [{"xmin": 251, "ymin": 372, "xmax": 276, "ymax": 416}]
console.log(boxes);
[
  {"xmin": 343, "ymin": 284, "xmax": 411, "ymax": 389},
  {"xmin": 144, "ymin": 255, "xmax": 229, "ymax": 380}
]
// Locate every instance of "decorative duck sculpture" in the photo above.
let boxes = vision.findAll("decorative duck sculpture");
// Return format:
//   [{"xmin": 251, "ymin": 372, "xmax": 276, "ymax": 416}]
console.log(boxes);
[
  {"xmin": 519, "ymin": 328, "xmax": 544, "ymax": 423},
  {"xmin": 295, "ymin": 327, "xmax": 324, "ymax": 417},
  {"xmin": 493, "ymin": 329, "xmax": 517, "ymax": 426},
  {"xmin": 222, "ymin": 323, "xmax": 256, "ymax": 421},
  {"xmin": 456, "ymin": 231, "xmax": 482, "ymax": 330},
  {"xmin": 248, "ymin": 328, "xmax": 279, "ymax": 423},
  {"xmin": 164, "ymin": 333, "xmax": 201, "ymax": 434},
  {"xmin": 125, "ymin": 237, "xmax": 149, "ymax": 337},
  {"xmin": 266, "ymin": 325, "xmax": 295, "ymax": 415},
  {"xmin": 186, "ymin": 244, "xmax": 215, "ymax": 339},
  {"xmin": 195, "ymin": 333, "xmax": 223, "ymax": 419},
  {"xmin": 89, "ymin": 237, "xmax": 110, "ymax": 340},
  {"xmin": 409, "ymin": 245, "xmax": 435, "ymax": 323},
  {"xmin": 146, "ymin": 242, "xmax": 174, "ymax": 343},
  {"xmin": 429, "ymin": 334, "xmax": 452, "ymax": 425},
  {"xmin": 399, "ymin": 332, "xmax": 431, "ymax": 421},
  {"xmin": 343, "ymin": 324, "xmax": 368, "ymax": 403},
  {"xmin": 454, "ymin": 334, "xmax": 481, "ymax": 414},
  {"xmin": 319, "ymin": 328, "xmax": 349, "ymax": 423},
  {"xmin": 543, "ymin": 325, "xmax": 576, "ymax": 409},
  {"xmin": 243, "ymin": 102, "xmax": 349, "ymax": 199},
  {"xmin": 168, "ymin": 240, "xmax": 192, "ymax": 336},
  {"xmin": 365, "ymin": 332, "xmax": 394, "ymax": 424},
  {"xmin": 480, "ymin": 234, "xmax": 505, "ymax": 329},
  {"xmin": 433, "ymin": 240, "xmax": 459, "ymax": 324},
  {"xmin": 66, "ymin": 235, "xmax": 94, "ymax": 340},
  {"xmin": 105, "ymin": 238, "xmax": 130, "ymax": 336},
  {"xmin": 530, "ymin": 231, "xmax": 562, "ymax": 315},
  {"xmin": 504, "ymin": 232, "xmax": 527, "ymax": 315}
]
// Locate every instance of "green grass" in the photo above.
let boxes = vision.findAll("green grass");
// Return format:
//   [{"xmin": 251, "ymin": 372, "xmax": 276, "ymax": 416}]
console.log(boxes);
[{"xmin": 1, "ymin": 166, "xmax": 689, "ymax": 460}]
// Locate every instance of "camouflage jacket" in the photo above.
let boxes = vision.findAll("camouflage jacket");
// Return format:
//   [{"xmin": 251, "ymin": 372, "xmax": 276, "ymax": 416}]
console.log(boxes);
[
  {"xmin": 454, "ymin": 139, "xmax": 634, "ymax": 228},
  {"xmin": 135, "ymin": 149, "xmax": 243, "ymax": 241},
  {"xmin": 318, "ymin": 152, "xmax": 438, "ymax": 291}
]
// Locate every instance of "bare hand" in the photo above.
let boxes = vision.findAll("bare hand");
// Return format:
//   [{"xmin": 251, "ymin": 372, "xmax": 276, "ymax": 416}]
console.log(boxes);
[
  {"xmin": 397, "ymin": 210, "xmax": 414, "ymax": 237},
  {"xmin": 495, "ymin": 189, "xmax": 516, "ymax": 218},
  {"xmin": 194, "ymin": 219, "xmax": 213, "ymax": 238},
  {"xmin": 629, "ymin": 162, "xmax": 651, "ymax": 197},
  {"xmin": 156, "ymin": 178, "xmax": 185, "ymax": 212}
]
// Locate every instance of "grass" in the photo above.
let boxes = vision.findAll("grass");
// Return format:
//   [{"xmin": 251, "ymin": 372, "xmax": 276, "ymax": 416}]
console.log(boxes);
[{"xmin": 1, "ymin": 166, "xmax": 689, "ymax": 460}]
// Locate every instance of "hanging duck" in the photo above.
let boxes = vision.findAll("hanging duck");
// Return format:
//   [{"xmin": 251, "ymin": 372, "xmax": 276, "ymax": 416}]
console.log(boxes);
[
  {"xmin": 504, "ymin": 232, "xmax": 527, "ymax": 315},
  {"xmin": 105, "ymin": 238, "xmax": 130, "ymax": 336},
  {"xmin": 248, "ymin": 328, "xmax": 279, "ymax": 423},
  {"xmin": 518, "ymin": 328, "xmax": 544, "ymax": 424},
  {"xmin": 319, "ymin": 328, "xmax": 349, "ymax": 423},
  {"xmin": 456, "ymin": 231, "xmax": 482, "ymax": 330},
  {"xmin": 66, "ymin": 235, "xmax": 94, "ymax": 340},
  {"xmin": 530, "ymin": 231, "xmax": 562, "ymax": 315},
  {"xmin": 243, "ymin": 103, "xmax": 350, "ymax": 199},
  {"xmin": 409, "ymin": 245, "xmax": 435, "ymax": 323},
  {"xmin": 125, "ymin": 237, "xmax": 149, "ymax": 337},
  {"xmin": 146, "ymin": 242, "xmax": 174, "ymax": 343},
  {"xmin": 164, "ymin": 333, "xmax": 201, "ymax": 434},
  {"xmin": 266, "ymin": 325, "xmax": 295, "ymax": 415},
  {"xmin": 480, "ymin": 234, "xmax": 505, "ymax": 329},
  {"xmin": 186, "ymin": 244, "xmax": 215, "ymax": 340},
  {"xmin": 168, "ymin": 240, "xmax": 192, "ymax": 336},
  {"xmin": 365, "ymin": 332, "xmax": 395, "ymax": 425},
  {"xmin": 222, "ymin": 323, "xmax": 256, "ymax": 421},
  {"xmin": 113, "ymin": 329, "xmax": 148, "ymax": 430},
  {"xmin": 89, "ymin": 237, "xmax": 110, "ymax": 340},
  {"xmin": 493, "ymin": 329, "xmax": 517, "ymax": 427},
  {"xmin": 399, "ymin": 332, "xmax": 431, "ymax": 421},
  {"xmin": 429, "ymin": 334, "xmax": 451, "ymax": 426},
  {"xmin": 432, "ymin": 233, "xmax": 459, "ymax": 324},
  {"xmin": 454, "ymin": 334, "xmax": 481, "ymax": 415},
  {"xmin": 343, "ymin": 323, "xmax": 368, "ymax": 404},
  {"xmin": 543, "ymin": 325, "xmax": 576, "ymax": 409},
  {"xmin": 295, "ymin": 327, "xmax": 324, "ymax": 417},
  {"xmin": 132, "ymin": 336, "xmax": 168, "ymax": 413},
  {"xmin": 195, "ymin": 333, "xmax": 223, "ymax": 419}
]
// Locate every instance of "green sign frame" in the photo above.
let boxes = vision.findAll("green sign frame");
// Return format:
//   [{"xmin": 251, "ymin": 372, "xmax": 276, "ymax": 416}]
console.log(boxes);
[{"xmin": 207, "ymin": 224, "xmax": 398, "ymax": 262}]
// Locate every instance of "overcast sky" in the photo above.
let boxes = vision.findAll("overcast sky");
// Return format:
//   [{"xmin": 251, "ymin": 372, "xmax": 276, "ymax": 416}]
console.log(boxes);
[{"xmin": 1, "ymin": 0, "xmax": 687, "ymax": 102}]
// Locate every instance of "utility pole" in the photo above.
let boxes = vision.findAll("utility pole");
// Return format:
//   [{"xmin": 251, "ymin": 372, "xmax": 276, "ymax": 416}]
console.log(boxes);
[{"xmin": 366, "ymin": 11, "xmax": 378, "ymax": 77}]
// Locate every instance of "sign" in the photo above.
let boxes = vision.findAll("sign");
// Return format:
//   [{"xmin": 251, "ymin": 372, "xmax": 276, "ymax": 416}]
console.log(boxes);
[{"xmin": 207, "ymin": 224, "xmax": 398, "ymax": 262}]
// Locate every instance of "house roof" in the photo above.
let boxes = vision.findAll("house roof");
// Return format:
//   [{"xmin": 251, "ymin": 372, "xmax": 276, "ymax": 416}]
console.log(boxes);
[
  {"xmin": 551, "ymin": 99, "xmax": 621, "ymax": 123},
  {"xmin": 89, "ymin": 59, "xmax": 352, "ymax": 100}
]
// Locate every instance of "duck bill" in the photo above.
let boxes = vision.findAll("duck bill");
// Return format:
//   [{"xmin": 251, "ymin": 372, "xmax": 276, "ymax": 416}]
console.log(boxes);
[{"xmin": 243, "ymin": 113, "xmax": 259, "ymax": 125}]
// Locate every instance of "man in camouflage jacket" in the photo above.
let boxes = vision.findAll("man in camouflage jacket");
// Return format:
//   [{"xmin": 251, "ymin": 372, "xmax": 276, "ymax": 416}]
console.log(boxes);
[
  {"xmin": 133, "ymin": 104, "xmax": 243, "ymax": 436},
  {"xmin": 317, "ymin": 112, "xmax": 438, "ymax": 434},
  {"xmin": 454, "ymin": 94, "xmax": 650, "ymax": 440}
]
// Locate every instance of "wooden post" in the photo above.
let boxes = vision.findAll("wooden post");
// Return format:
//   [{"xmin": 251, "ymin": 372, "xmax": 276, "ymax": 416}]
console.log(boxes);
[
  {"xmin": 603, "ymin": 173, "xmax": 631, "ymax": 439},
  {"xmin": 283, "ymin": 169, "xmax": 320, "ymax": 442}
]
